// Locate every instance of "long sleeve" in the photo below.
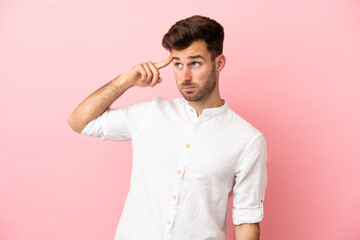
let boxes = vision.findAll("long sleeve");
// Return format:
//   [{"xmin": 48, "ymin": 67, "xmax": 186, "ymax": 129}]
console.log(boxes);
[{"xmin": 232, "ymin": 134, "xmax": 268, "ymax": 225}]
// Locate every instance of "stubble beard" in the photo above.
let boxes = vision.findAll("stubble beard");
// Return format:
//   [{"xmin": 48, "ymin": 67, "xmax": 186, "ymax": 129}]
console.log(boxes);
[{"xmin": 179, "ymin": 64, "xmax": 217, "ymax": 102}]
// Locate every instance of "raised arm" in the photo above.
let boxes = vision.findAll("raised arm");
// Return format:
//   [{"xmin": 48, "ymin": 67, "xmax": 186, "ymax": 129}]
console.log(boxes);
[{"xmin": 67, "ymin": 56, "xmax": 172, "ymax": 133}]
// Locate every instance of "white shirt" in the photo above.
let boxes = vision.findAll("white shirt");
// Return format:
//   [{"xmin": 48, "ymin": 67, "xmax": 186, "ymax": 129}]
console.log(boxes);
[{"xmin": 82, "ymin": 97, "xmax": 267, "ymax": 240}]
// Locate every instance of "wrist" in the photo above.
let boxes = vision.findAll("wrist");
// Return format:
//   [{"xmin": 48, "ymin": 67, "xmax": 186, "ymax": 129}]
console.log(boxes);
[{"xmin": 111, "ymin": 73, "xmax": 134, "ymax": 91}]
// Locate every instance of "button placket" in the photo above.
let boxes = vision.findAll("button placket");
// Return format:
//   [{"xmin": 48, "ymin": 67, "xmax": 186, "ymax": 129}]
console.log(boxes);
[
  {"xmin": 171, "ymin": 191, "xmax": 179, "ymax": 203},
  {"xmin": 164, "ymin": 117, "xmax": 202, "ymax": 238},
  {"xmin": 165, "ymin": 218, "xmax": 174, "ymax": 230}
]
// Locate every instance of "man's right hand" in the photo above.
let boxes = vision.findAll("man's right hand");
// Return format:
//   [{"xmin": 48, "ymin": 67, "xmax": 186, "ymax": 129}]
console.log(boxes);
[{"xmin": 120, "ymin": 56, "xmax": 172, "ymax": 88}]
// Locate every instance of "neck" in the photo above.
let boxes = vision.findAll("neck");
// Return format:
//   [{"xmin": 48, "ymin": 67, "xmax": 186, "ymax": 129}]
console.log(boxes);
[{"xmin": 187, "ymin": 88, "xmax": 223, "ymax": 117}]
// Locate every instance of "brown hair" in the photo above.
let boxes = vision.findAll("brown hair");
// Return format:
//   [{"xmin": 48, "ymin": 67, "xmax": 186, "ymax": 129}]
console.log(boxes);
[{"xmin": 162, "ymin": 15, "xmax": 224, "ymax": 60}]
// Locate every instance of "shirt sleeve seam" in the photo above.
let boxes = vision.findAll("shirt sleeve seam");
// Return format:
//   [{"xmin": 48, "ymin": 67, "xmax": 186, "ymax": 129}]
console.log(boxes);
[{"xmin": 233, "ymin": 133, "xmax": 263, "ymax": 175}]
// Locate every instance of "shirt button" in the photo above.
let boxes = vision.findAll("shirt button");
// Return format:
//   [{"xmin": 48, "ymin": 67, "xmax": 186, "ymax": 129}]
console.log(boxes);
[
  {"xmin": 172, "ymin": 195, "xmax": 176, "ymax": 200},
  {"xmin": 186, "ymin": 144, "xmax": 190, "ymax": 148},
  {"xmin": 190, "ymin": 109, "xmax": 194, "ymax": 112},
  {"xmin": 177, "ymin": 170, "xmax": 182, "ymax": 175},
  {"xmin": 167, "ymin": 220, "xmax": 171, "ymax": 225}
]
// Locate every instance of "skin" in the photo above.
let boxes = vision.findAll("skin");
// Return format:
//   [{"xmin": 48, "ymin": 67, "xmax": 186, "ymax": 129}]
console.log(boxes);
[
  {"xmin": 235, "ymin": 222, "xmax": 260, "ymax": 240},
  {"xmin": 67, "ymin": 40, "xmax": 260, "ymax": 240}
]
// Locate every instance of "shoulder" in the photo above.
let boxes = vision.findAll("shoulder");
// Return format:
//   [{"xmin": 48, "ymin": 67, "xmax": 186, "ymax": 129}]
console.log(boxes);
[
  {"xmin": 224, "ymin": 106, "xmax": 265, "ymax": 143},
  {"xmin": 150, "ymin": 96, "xmax": 186, "ymax": 109},
  {"xmin": 151, "ymin": 96, "xmax": 184, "ymax": 104}
]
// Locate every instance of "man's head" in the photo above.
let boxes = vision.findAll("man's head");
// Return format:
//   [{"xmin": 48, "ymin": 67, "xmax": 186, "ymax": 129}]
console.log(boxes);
[
  {"xmin": 162, "ymin": 16, "xmax": 226, "ymax": 104},
  {"xmin": 162, "ymin": 15, "xmax": 224, "ymax": 61}
]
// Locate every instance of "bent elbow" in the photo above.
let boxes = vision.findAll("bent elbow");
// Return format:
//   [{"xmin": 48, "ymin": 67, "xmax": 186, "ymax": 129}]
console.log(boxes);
[{"xmin": 67, "ymin": 115, "xmax": 85, "ymax": 134}]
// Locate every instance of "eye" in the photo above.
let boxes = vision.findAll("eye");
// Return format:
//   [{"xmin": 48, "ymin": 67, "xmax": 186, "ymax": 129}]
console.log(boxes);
[
  {"xmin": 191, "ymin": 62, "xmax": 200, "ymax": 67},
  {"xmin": 174, "ymin": 62, "xmax": 183, "ymax": 68}
]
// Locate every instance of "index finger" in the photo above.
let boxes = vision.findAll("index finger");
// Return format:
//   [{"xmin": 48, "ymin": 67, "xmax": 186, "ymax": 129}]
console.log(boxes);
[{"xmin": 154, "ymin": 55, "xmax": 172, "ymax": 69}]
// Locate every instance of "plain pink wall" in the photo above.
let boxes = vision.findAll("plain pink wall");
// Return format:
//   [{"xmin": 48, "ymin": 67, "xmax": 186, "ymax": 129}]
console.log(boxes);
[{"xmin": 1, "ymin": 0, "xmax": 359, "ymax": 239}]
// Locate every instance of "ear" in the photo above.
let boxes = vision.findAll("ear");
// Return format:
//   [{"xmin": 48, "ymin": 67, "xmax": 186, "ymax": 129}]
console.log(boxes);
[{"xmin": 215, "ymin": 54, "xmax": 226, "ymax": 73}]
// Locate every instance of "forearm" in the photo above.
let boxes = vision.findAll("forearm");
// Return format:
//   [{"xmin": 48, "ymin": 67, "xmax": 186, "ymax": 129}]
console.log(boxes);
[
  {"xmin": 68, "ymin": 57, "xmax": 171, "ymax": 134},
  {"xmin": 234, "ymin": 223, "xmax": 260, "ymax": 240},
  {"xmin": 67, "ymin": 74, "xmax": 133, "ymax": 133}
]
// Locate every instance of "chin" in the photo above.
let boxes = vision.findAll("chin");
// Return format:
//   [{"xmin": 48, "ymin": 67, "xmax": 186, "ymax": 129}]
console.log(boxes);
[{"xmin": 182, "ymin": 93, "xmax": 202, "ymax": 102}]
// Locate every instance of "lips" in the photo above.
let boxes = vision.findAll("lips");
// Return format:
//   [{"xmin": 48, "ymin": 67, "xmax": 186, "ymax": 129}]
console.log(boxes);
[{"xmin": 182, "ymin": 85, "xmax": 196, "ymax": 90}]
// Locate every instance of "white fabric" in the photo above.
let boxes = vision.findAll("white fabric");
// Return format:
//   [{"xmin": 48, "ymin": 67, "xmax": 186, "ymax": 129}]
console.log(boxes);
[{"xmin": 82, "ymin": 97, "xmax": 267, "ymax": 240}]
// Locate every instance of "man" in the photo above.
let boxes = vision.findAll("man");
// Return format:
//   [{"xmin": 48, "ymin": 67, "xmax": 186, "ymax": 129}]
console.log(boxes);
[{"xmin": 68, "ymin": 15, "xmax": 267, "ymax": 240}]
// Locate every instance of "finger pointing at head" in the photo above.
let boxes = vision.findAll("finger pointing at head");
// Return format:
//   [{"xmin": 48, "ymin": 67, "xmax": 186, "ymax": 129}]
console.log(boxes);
[{"xmin": 154, "ymin": 55, "xmax": 172, "ymax": 69}]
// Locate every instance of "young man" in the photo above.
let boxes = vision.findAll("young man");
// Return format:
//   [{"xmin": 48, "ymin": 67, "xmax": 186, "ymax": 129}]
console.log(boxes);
[{"xmin": 68, "ymin": 15, "xmax": 267, "ymax": 240}]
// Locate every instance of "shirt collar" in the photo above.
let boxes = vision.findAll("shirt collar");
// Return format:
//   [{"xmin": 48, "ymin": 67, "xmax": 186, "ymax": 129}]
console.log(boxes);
[{"xmin": 183, "ymin": 98, "xmax": 228, "ymax": 117}]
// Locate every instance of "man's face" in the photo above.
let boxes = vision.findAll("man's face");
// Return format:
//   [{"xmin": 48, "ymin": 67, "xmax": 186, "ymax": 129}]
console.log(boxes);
[{"xmin": 171, "ymin": 41, "xmax": 218, "ymax": 102}]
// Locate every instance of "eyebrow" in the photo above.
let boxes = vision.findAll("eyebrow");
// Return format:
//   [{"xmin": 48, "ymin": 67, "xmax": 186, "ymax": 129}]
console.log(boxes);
[{"xmin": 172, "ymin": 55, "xmax": 205, "ymax": 61}]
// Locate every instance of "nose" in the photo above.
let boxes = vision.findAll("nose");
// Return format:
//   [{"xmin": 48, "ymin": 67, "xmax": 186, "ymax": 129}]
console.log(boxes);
[{"xmin": 181, "ymin": 66, "xmax": 192, "ymax": 82}]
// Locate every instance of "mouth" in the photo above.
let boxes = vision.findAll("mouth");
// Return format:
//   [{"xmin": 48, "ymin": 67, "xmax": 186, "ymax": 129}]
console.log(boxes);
[{"xmin": 182, "ymin": 86, "xmax": 196, "ymax": 91}]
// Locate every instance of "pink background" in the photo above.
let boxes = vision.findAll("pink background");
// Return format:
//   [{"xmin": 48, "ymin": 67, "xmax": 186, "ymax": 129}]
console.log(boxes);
[{"xmin": 1, "ymin": 0, "xmax": 360, "ymax": 239}]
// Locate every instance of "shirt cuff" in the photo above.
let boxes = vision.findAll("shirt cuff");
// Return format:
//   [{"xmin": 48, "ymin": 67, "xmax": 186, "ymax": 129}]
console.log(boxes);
[{"xmin": 232, "ymin": 207, "xmax": 264, "ymax": 225}]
